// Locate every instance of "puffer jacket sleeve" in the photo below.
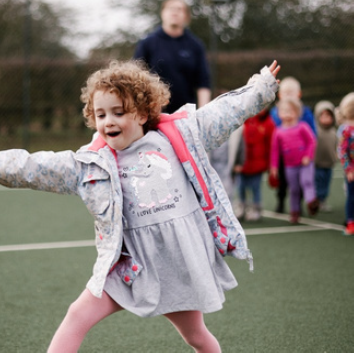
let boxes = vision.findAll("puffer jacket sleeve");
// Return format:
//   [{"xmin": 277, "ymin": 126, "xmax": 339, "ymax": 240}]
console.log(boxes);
[
  {"xmin": 0, "ymin": 149, "xmax": 79, "ymax": 195},
  {"xmin": 195, "ymin": 66, "xmax": 278, "ymax": 152}
]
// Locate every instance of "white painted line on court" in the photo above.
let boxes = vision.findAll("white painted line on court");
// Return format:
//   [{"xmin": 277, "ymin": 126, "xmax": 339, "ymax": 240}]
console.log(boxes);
[
  {"xmin": 262, "ymin": 210, "xmax": 345, "ymax": 232},
  {"xmin": 0, "ymin": 226, "xmax": 322, "ymax": 252},
  {"xmin": 0, "ymin": 210, "xmax": 345, "ymax": 253},
  {"xmin": 0, "ymin": 240, "xmax": 95, "ymax": 252},
  {"xmin": 246, "ymin": 225, "xmax": 324, "ymax": 235}
]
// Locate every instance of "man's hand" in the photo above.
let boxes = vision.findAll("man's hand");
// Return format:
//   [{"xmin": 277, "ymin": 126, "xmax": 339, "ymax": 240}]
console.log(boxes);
[{"xmin": 197, "ymin": 88, "xmax": 211, "ymax": 108}]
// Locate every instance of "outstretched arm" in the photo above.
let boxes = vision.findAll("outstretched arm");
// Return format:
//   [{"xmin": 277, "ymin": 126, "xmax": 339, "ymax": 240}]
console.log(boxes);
[
  {"xmin": 196, "ymin": 61, "xmax": 281, "ymax": 151},
  {"xmin": 0, "ymin": 149, "xmax": 79, "ymax": 195}
]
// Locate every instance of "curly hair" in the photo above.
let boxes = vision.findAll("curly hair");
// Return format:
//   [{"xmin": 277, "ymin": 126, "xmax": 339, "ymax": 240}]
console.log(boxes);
[{"xmin": 81, "ymin": 60, "xmax": 171, "ymax": 132}]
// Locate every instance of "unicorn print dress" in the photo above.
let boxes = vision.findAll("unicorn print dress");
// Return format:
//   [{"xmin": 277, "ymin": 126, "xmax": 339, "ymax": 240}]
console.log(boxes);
[{"xmin": 104, "ymin": 130, "xmax": 237, "ymax": 317}]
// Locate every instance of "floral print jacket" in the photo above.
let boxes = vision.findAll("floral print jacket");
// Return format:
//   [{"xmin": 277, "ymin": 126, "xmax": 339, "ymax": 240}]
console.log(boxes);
[
  {"xmin": 338, "ymin": 125, "xmax": 354, "ymax": 175},
  {"xmin": 0, "ymin": 66, "xmax": 278, "ymax": 298}
]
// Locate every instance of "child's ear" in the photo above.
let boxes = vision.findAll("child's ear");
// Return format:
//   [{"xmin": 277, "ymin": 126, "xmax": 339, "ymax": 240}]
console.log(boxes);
[{"xmin": 139, "ymin": 115, "xmax": 148, "ymax": 126}]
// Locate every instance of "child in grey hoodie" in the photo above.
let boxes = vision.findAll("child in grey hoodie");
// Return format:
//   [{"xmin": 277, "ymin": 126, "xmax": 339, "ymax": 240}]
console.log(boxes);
[{"xmin": 314, "ymin": 100, "xmax": 338, "ymax": 212}]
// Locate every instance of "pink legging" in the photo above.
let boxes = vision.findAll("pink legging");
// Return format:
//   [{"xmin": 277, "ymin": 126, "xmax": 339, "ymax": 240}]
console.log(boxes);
[{"xmin": 47, "ymin": 289, "xmax": 221, "ymax": 353}]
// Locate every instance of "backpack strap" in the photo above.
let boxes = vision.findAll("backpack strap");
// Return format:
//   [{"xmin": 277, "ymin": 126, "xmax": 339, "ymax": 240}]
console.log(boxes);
[
  {"xmin": 158, "ymin": 112, "xmax": 237, "ymax": 256},
  {"xmin": 158, "ymin": 112, "xmax": 214, "ymax": 211}
]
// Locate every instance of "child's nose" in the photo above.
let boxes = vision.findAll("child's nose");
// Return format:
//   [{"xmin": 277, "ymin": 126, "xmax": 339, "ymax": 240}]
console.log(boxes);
[{"xmin": 105, "ymin": 114, "xmax": 115, "ymax": 126}]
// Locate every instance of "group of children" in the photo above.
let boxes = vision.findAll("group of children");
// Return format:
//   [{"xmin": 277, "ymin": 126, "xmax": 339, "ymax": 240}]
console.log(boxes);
[{"xmin": 229, "ymin": 76, "xmax": 354, "ymax": 236}]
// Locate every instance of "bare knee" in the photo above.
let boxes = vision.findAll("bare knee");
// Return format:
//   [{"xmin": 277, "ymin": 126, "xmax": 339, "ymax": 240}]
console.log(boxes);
[
  {"xmin": 182, "ymin": 325, "xmax": 210, "ymax": 349},
  {"xmin": 165, "ymin": 311, "xmax": 221, "ymax": 352},
  {"xmin": 65, "ymin": 298, "xmax": 87, "ymax": 324}
]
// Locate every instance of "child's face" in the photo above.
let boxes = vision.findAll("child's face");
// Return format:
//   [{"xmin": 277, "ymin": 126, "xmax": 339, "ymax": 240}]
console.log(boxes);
[
  {"xmin": 94, "ymin": 90, "xmax": 147, "ymax": 151},
  {"xmin": 279, "ymin": 87, "xmax": 300, "ymax": 100},
  {"xmin": 318, "ymin": 110, "xmax": 333, "ymax": 128},
  {"xmin": 278, "ymin": 101, "xmax": 299, "ymax": 125}
]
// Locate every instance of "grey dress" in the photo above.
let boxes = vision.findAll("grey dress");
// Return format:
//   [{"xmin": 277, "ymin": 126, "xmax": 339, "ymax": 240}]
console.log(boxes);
[{"xmin": 104, "ymin": 131, "xmax": 237, "ymax": 317}]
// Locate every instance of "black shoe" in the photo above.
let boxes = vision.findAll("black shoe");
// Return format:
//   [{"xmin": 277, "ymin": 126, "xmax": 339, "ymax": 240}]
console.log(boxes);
[{"xmin": 275, "ymin": 202, "xmax": 284, "ymax": 213}]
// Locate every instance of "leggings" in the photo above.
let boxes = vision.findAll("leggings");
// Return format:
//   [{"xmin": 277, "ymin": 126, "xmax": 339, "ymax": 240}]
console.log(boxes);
[
  {"xmin": 47, "ymin": 289, "xmax": 221, "ymax": 353},
  {"xmin": 285, "ymin": 163, "xmax": 316, "ymax": 213},
  {"xmin": 345, "ymin": 178, "xmax": 354, "ymax": 222}
]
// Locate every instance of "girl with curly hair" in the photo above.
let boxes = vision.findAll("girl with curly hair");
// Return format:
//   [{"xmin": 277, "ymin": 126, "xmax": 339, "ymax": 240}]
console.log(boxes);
[{"xmin": 0, "ymin": 60, "xmax": 280, "ymax": 352}]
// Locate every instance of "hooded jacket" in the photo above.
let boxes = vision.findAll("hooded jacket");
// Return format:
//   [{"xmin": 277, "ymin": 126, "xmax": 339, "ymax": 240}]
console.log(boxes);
[
  {"xmin": 0, "ymin": 66, "xmax": 278, "ymax": 298},
  {"xmin": 314, "ymin": 100, "xmax": 338, "ymax": 168}
]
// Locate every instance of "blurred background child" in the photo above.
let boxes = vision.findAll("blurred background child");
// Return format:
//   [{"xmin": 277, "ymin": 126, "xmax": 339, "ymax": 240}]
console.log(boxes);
[
  {"xmin": 337, "ymin": 92, "xmax": 354, "ymax": 236},
  {"xmin": 270, "ymin": 77, "xmax": 317, "ymax": 213},
  {"xmin": 314, "ymin": 100, "xmax": 338, "ymax": 212},
  {"xmin": 270, "ymin": 77, "xmax": 317, "ymax": 133},
  {"xmin": 234, "ymin": 108, "xmax": 275, "ymax": 221},
  {"xmin": 270, "ymin": 97, "xmax": 318, "ymax": 224},
  {"xmin": 336, "ymin": 93, "xmax": 354, "ymax": 143},
  {"xmin": 335, "ymin": 93, "xmax": 354, "ymax": 227},
  {"xmin": 209, "ymin": 127, "xmax": 244, "ymax": 201}
]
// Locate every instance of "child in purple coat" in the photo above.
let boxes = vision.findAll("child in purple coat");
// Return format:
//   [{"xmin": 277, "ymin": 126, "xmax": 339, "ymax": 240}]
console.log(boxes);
[{"xmin": 270, "ymin": 97, "xmax": 319, "ymax": 223}]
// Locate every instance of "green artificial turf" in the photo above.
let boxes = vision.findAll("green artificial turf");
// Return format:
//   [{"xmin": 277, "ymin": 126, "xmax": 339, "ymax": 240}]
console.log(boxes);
[{"xmin": 0, "ymin": 167, "xmax": 353, "ymax": 353}]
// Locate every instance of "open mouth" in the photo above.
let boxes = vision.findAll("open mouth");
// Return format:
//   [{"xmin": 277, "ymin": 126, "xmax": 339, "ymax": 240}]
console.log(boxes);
[{"xmin": 107, "ymin": 132, "xmax": 121, "ymax": 137}]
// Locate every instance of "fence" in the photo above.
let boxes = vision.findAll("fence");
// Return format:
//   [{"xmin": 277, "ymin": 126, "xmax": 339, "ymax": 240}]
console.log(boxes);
[
  {"xmin": 214, "ymin": 49, "xmax": 354, "ymax": 107},
  {"xmin": 0, "ymin": 49, "xmax": 353, "ymax": 151}
]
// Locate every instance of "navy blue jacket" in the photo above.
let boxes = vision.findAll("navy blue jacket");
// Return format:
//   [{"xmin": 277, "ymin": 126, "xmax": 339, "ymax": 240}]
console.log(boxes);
[{"xmin": 134, "ymin": 27, "xmax": 211, "ymax": 113}]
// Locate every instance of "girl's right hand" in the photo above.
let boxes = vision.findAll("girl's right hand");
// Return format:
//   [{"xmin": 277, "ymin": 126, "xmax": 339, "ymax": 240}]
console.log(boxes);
[
  {"xmin": 234, "ymin": 165, "xmax": 243, "ymax": 174},
  {"xmin": 270, "ymin": 167, "xmax": 278, "ymax": 178}
]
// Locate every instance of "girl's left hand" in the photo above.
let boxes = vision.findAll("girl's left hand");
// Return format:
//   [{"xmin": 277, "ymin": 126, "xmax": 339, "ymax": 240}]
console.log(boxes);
[
  {"xmin": 234, "ymin": 165, "xmax": 243, "ymax": 174},
  {"xmin": 269, "ymin": 60, "xmax": 281, "ymax": 83},
  {"xmin": 302, "ymin": 156, "xmax": 310, "ymax": 166},
  {"xmin": 347, "ymin": 171, "xmax": 354, "ymax": 182}
]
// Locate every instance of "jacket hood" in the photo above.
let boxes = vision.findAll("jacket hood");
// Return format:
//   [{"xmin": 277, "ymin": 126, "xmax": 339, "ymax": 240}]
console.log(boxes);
[{"xmin": 314, "ymin": 100, "xmax": 336, "ymax": 127}]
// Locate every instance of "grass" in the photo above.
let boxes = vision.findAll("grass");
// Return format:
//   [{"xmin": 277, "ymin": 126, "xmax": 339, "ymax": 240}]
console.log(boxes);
[{"xmin": 0, "ymin": 165, "xmax": 353, "ymax": 353}]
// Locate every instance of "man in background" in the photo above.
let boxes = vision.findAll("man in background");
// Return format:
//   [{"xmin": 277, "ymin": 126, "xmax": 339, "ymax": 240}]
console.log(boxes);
[{"xmin": 134, "ymin": 0, "xmax": 211, "ymax": 113}]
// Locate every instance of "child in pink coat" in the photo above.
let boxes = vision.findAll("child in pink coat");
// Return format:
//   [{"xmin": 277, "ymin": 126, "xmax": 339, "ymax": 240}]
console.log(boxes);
[{"xmin": 270, "ymin": 97, "xmax": 319, "ymax": 223}]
